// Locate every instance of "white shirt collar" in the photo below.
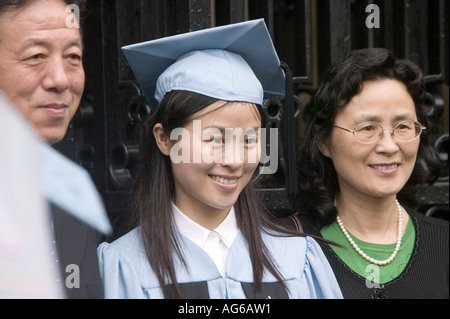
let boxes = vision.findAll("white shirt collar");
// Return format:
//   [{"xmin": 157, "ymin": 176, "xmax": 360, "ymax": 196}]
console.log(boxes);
[{"xmin": 171, "ymin": 202, "xmax": 238, "ymax": 249}]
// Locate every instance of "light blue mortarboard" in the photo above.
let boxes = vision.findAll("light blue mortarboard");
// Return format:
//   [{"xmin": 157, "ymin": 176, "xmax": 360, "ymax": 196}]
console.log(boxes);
[{"xmin": 122, "ymin": 19, "xmax": 285, "ymax": 110}]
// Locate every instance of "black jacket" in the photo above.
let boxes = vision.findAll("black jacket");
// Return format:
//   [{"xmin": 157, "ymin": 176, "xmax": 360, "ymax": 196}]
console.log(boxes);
[{"xmin": 52, "ymin": 204, "xmax": 104, "ymax": 299}]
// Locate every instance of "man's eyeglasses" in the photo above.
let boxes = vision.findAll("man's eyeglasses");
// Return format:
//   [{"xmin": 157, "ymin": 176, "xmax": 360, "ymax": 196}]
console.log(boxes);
[{"xmin": 333, "ymin": 120, "xmax": 426, "ymax": 144}]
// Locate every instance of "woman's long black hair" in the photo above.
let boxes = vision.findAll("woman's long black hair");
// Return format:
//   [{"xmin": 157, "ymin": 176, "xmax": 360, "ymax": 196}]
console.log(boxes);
[{"xmin": 297, "ymin": 48, "xmax": 441, "ymax": 227}]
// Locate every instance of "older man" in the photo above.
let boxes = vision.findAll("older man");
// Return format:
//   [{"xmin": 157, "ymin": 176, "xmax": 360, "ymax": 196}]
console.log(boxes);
[
  {"xmin": 0, "ymin": 0, "xmax": 85, "ymax": 145},
  {"xmin": 0, "ymin": 0, "xmax": 105, "ymax": 298}
]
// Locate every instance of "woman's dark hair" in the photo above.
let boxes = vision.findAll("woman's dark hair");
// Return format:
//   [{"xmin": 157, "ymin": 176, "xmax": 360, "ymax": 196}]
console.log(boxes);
[
  {"xmin": 297, "ymin": 48, "xmax": 441, "ymax": 227},
  {"xmin": 132, "ymin": 90, "xmax": 298, "ymax": 298}
]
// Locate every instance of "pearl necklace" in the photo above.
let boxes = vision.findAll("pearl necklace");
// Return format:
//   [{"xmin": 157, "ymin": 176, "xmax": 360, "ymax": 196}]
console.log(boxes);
[{"xmin": 335, "ymin": 199, "xmax": 403, "ymax": 266}]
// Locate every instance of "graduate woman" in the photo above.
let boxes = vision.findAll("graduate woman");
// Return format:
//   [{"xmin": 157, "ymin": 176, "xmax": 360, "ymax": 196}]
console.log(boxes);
[{"xmin": 97, "ymin": 19, "xmax": 342, "ymax": 299}]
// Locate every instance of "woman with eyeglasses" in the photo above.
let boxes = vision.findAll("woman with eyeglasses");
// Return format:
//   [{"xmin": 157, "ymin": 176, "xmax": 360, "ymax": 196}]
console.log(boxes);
[{"xmin": 295, "ymin": 48, "xmax": 448, "ymax": 298}]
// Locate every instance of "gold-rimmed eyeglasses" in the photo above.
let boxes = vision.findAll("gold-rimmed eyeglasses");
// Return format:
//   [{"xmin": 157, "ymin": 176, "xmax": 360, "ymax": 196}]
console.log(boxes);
[{"xmin": 333, "ymin": 120, "xmax": 426, "ymax": 144}]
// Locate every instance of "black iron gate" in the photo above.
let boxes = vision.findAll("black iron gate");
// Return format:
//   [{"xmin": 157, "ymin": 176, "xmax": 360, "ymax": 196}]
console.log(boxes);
[{"xmin": 54, "ymin": 0, "xmax": 449, "ymax": 239}]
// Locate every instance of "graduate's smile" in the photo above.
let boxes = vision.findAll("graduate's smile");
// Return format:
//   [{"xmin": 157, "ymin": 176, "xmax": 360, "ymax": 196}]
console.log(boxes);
[{"xmin": 209, "ymin": 174, "xmax": 240, "ymax": 191}]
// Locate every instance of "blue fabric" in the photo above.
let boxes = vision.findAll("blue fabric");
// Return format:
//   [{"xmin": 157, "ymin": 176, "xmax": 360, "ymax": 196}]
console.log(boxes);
[
  {"xmin": 98, "ymin": 228, "xmax": 343, "ymax": 299},
  {"xmin": 39, "ymin": 144, "xmax": 112, "ymax": 235},
  {"xmin": 155, "ymin": 49, "xmax": 263, "ymax": 105}
]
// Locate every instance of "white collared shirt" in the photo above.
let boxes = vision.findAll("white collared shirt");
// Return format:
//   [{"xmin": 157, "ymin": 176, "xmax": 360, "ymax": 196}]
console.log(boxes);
[{"xmin": 172, "ymin": 203, "xmax": 238, "ymax": 277}]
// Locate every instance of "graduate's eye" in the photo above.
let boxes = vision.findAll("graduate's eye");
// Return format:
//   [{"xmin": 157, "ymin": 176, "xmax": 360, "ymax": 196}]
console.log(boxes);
[
  {"xmin": 212, "ymin": 136, "xmax": 223, "ymax": 144},
  {"xmin": 244, "ymin": 136, "xmax": 258, "ymax": 145},
  {"xmin": 204, "ymin": 135, "xmax": 223, "ymax": 144}
]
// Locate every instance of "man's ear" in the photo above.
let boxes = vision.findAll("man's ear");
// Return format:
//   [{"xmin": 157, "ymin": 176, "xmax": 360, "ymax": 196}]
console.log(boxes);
[{"xmin": 153, "ymin": 123, "xmax": 171, "ymax": 156}]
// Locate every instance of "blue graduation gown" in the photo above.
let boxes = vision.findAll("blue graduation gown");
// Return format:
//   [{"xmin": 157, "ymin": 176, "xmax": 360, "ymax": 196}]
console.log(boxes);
[{"xmin": 97, "ymin": 228, "xmax": 343, "ymax": 299}]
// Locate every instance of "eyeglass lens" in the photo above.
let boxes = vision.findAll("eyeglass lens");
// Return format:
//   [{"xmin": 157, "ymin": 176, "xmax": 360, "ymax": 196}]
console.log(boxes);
[{"xmin": 354, "ymin": 121, "xmax": 422, "ymax": 143}]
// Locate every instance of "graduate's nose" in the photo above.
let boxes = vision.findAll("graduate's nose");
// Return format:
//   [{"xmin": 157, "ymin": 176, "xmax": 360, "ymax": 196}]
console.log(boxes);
[{"xmin": 222, "ymin": 140, "xmax": 244, "ymax": 169}]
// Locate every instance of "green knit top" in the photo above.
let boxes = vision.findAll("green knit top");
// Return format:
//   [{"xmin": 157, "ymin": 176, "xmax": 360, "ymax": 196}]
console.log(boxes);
[{"xmin": 320, "ymin": 218, "xmax": 415, "ymax": 284}]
